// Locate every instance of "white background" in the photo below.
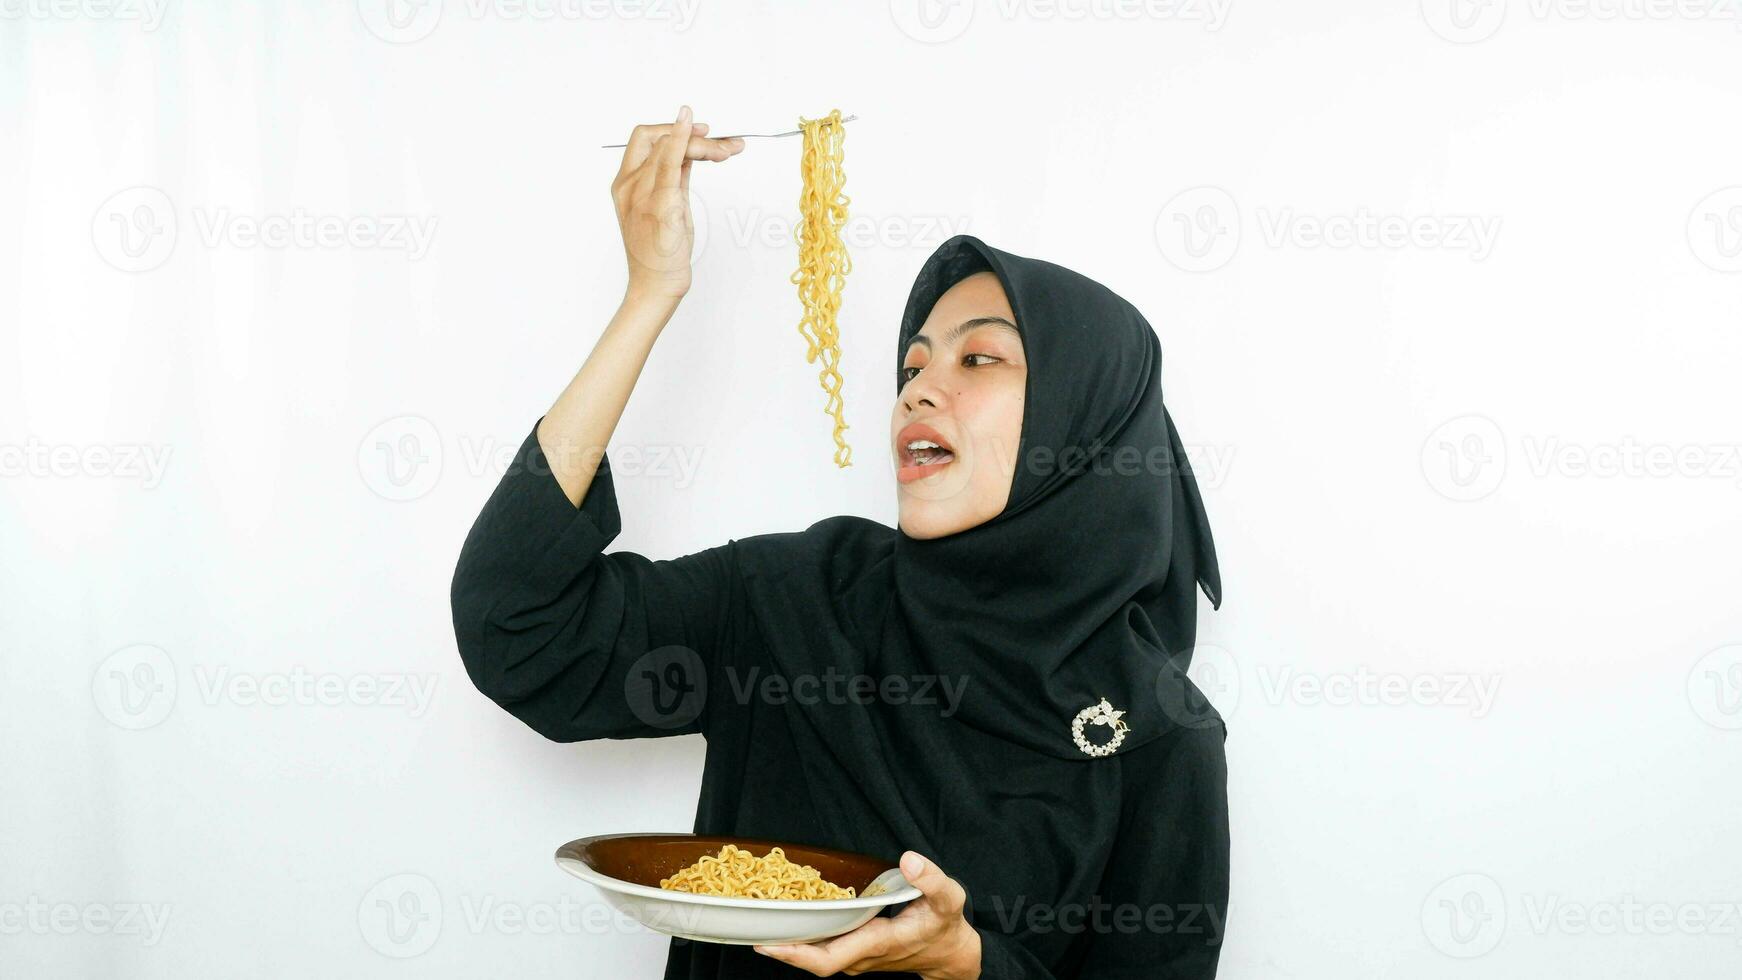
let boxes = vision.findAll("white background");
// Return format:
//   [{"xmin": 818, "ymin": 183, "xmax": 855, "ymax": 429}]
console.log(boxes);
[{"xmin": 4, "ymin": 0, "xmax": 1742, "ymax": 977}]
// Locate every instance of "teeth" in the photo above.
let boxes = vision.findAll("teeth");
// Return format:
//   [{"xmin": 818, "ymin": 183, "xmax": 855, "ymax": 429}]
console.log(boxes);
[
  {"xmin": 908, "ymin": 447, "xmax": 953, "ymax": 466},
  {"xmin": 903, "ymin": 434, "xmax": 954, "ymax": 467}
]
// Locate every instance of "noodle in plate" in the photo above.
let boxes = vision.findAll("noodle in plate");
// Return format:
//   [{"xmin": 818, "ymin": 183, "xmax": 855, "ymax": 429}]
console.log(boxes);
[{"xmin": 658, "ymin": 843, "xmax": 858, "ymax": 901}]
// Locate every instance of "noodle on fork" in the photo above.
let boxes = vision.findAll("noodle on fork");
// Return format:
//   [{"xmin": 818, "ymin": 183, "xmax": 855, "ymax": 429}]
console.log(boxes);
[{"xmin": 790, "ymin": 108, "xmax": 854, "ymax": 469}]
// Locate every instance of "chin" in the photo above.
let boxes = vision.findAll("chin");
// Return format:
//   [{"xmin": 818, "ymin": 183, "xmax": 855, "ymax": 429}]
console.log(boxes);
[{"xmin": 896, "ymin": 504, "xmax": 966, "ymax": 540}]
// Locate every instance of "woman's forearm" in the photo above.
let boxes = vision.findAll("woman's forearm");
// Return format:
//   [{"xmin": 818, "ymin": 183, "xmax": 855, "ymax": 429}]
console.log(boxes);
[
  {"xmin": 537, "ymin": 104, "xmax": 745, "ymax": 508},
  {"xmin": 536, "ymin": 290, "xmax": 678, "ymax": 508}
]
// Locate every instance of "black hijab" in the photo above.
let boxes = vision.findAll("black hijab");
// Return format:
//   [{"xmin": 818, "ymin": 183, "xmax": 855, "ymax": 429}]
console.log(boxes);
[
  {"xmin": 885, "ymin": 234, "xmax": 1222, "ymax": 759},
  {"xmin": 735, "ymin": 233, "xmax": 1223, "ymax": 865}
]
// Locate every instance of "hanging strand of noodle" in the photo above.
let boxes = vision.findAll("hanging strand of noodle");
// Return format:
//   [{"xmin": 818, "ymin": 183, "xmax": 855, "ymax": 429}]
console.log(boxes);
[
  {"xmin": 658, "ymin": 843, "xmax": 858, "ymax": 900},
  {"xmin": 789, "ymin": 108, "xmax": 853, "ymax": 468}
]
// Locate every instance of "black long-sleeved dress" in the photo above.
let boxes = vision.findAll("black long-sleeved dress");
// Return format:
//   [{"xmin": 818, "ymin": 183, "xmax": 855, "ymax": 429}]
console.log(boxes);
[{"xmin": 450, "ymin": 420, "xmax": 1231, "ymax": 979}]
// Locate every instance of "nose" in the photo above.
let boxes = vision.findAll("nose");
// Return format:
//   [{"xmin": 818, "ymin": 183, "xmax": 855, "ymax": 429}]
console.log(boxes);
[{"xmin": 899, "ymin": 373, "xmax": 945, "ymax": 416}]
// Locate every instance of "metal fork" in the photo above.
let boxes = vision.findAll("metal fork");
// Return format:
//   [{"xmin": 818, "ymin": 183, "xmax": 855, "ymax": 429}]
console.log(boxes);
[{"xmin": 601, "ymin": 114, "xmax": 857, "ymax": 148}]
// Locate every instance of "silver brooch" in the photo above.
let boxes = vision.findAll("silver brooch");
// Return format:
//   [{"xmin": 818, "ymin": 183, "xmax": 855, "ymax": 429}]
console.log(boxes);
[{"xmin": 1071, "ymin": 696, "xmax": 1130, "ymax": 757}]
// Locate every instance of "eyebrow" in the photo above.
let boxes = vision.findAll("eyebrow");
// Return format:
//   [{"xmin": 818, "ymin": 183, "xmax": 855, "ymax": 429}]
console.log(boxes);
[{"xmin": 906, "ymin": 316, "xmax": 1020, "ymax": 353}]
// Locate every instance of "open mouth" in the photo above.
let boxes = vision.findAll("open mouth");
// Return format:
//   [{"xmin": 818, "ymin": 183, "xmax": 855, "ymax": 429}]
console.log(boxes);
[
  {"xmin": 905, "ymin": 440, "xmax": 955, "ymax": 467},
  {"xmin": 896, "ymin": 424, "xmax": 957, "ymax": 484}
]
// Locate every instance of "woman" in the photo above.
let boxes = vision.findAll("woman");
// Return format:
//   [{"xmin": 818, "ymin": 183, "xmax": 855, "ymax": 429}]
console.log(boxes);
[{"xmin": 450, "ymin": 106, "xmax": 1229, "ymax": 979}]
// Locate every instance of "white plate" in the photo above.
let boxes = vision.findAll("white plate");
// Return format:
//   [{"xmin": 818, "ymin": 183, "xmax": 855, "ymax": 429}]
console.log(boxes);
[{"xmin": 554, "ymin": 833, "xmax": 923, "ymax": 946}]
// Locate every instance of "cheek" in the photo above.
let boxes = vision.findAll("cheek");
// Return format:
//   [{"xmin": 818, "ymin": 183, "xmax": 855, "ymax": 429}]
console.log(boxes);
[{"xmin": 962, "ymin": 389, "xmax": 1025, "ymax": 460}]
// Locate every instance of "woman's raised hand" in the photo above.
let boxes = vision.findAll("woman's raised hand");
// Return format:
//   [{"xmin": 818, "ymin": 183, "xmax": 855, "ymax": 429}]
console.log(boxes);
[{"xmin": 610, "ymin": 104, "xmax": 745, "ymax": 306}]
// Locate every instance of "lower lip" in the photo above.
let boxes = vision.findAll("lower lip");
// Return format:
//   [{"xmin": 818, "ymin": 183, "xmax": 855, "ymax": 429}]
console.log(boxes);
[{"xmin": 897, "ymin": 452, "xmax": 956, "ymax": 484}]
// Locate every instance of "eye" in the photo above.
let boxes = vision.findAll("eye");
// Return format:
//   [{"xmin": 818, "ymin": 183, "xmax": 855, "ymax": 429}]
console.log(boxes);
[{"xmin": 903, "ymin": 353, "xmax": 998, "ymax": 383}]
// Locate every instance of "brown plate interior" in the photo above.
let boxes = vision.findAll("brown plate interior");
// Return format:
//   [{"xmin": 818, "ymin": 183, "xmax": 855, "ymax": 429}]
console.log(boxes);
[{"xmin": 558, "ymin": 833, "xmax": 896, "ymax": 895}]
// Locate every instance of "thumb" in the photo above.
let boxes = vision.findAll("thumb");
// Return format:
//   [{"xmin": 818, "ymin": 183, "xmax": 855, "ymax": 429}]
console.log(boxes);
[
  {"xmin": 900, "ymin": 850, "xmax": 944, "ymax": 892},
  {"xmin": 898, "ymin": 851, "xmax": 970, "ymax": 921}
]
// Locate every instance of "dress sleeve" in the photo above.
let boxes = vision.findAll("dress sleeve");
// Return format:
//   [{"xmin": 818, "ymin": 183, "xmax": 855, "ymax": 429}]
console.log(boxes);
[
  {"xmin": 1077, "ymin": 720, "xmax": 1231, "ymax": 979},
  {"xmin": 449, "ymin": 417, "xmax": 738, "ymax": 742}
]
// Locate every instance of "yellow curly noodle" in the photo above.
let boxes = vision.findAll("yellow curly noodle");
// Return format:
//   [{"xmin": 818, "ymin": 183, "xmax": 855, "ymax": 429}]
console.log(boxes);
[
  {"xmin": 658, "ymin": 843, "xmax": 858, "ymax": 901},
  {"xmin": 789, "ymin": 108, "xmax": 853, "ymax": 468}
]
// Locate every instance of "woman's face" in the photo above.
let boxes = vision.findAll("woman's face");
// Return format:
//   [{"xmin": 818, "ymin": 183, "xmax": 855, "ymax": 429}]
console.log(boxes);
[{"xmin": 892, "ymin": 270, "xmax": 1027, "ymax": 539}]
